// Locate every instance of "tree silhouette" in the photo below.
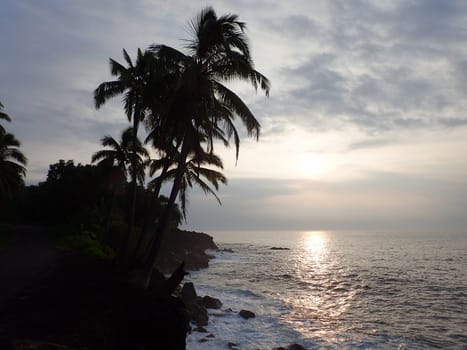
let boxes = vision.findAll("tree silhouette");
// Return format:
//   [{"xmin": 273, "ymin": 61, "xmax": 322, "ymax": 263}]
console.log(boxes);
[
  {"xmin": 0, "ymin": 101, "xmax": 11, "ymax": 134},
  {"xmin": 142, "ymin": 6, "xmax": 270, "ymax": 283},
  {"xmin": 92, "ymin": 127, "xmax": 148, "ymax": 247},
  {"xmin": 94, "ymin": 49, "xmax": 153, "ymax": 258},
  {"xmin": 0, "ymin": 131, "xmax": 27, "ymax": 200}
]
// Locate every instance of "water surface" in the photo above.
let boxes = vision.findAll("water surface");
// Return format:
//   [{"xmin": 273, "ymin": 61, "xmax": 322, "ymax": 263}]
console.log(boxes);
[{"xmin": 186, "ymin": 230, "xmax": 467, "ymax": 349}]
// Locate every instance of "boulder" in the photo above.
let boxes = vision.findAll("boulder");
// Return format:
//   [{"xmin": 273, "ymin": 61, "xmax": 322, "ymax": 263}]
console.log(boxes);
[
  {"xmin": 195, "ymin": 326, "xmax": 208, "ymax": 333},
  {"xmin": 270, "ymin": 247, "xmax": 290, "ymax": 250},
  {"xmin": 238, "ymin": 309, "xmax": 255, "ymax": 319},
  {"xmin": 187, "ymin": 302, "xmax": 208, "ymax": 327},
  {"xmin": 201, "ymin": 295, "xmax": 223, "ymax": 309},
  {"xmin": 156, "ymin": 229, "xmax": 218, "ymax": 272},
  {"xmin": 181, "ymin": 282, "xmax": 197, "ymax": 305}
]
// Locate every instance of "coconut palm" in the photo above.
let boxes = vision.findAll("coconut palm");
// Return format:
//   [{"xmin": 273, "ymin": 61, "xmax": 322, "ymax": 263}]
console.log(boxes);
[
  {"xmin": 160, "ymin": 150, "xmax": 227, "ymax": 219},
  {"xmin": 143, "ymin": 7, "xmax": 270, "ymax": 280},
  {"xmin": 0, "ymin": 101, "xmax": 11, "ymax": 134},
  {"xmin": 0, "ymin": 131, "xmax": 27, "ymax": 200},
  {"xmin": 94, "ymin": 49, "xmax": 154, "ymax": 257},
  {"xmin": 92, "ymin": 127, "xmax": 149, "ymax": 247},
  {"xmin": 92, "ymin": 127, "xmax": 148, "ymax": 185},
  {"xmin": 136, "ymin": 149, "xmax": 227, "ymax": 260}
]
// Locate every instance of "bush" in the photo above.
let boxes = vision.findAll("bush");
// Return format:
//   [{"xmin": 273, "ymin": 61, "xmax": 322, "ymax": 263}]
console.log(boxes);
[{"xmin": 47, "ymin": 226, "xmax": 115, "ymax": 260}]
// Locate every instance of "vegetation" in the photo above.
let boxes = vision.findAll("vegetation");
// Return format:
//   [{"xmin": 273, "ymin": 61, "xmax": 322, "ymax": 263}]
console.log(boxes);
[
  {"xmin": 0, "ymin": 101, "xmax": 27, "ymax": 201},
  {"xmin": 0, "ymin": 7, "xmax": 269, "ymax": 349},
  {"xmin": 1, "ymin": 6, "xmax": 268, "ymax": 286},
  {"xmin": 92, "ymin": 7, "xmax": 269, "ymax": 284}
]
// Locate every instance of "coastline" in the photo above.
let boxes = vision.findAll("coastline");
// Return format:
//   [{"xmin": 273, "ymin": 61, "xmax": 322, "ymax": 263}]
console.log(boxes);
[{"xmin": 0, "ymin": 228, "xmax": 306, "ymax": 349}]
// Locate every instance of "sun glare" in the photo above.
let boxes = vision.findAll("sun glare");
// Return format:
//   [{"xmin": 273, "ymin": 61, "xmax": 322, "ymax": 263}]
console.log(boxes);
[
  {"xmin": 303, "ymin": 231, "xmax": 328, "ymax": 257},
  {"xmin": 298, "ymin": 154, "xmax": 326, "ymax": 179}
]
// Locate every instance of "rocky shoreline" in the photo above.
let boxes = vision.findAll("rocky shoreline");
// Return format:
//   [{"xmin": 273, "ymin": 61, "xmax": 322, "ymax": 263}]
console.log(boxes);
[
  {"xmin": 168, "ymin": 231, "xmax": 308, "ymax": 350},
  {"xmin": 0, "ymin": 229, "xmax": 307, "ymax": 349},
  {"xmin": 156, "ymin": 228, "xmax": 218, "ymax": 273}
]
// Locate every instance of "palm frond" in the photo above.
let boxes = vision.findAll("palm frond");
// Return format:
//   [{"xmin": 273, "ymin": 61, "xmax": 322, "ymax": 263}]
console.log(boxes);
[{"xmin": 94, "ymin": 81, "xmax": 126, "ymax": 109}]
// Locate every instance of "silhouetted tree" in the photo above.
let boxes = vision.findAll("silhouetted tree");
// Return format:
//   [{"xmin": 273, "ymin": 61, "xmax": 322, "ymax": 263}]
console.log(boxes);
[
  {"xmin": 0, "ymin": 101, "xmax": 11, "ymax": 134},
  {"xmin": 151, "ymin": 150, "xmax": 226, "ymax": 219},
  {"xmin": 0, "ymin": 127, "xmax": 27, "ymax": 200},
  {"xmin": 142, "ymin": 6, "xmax": 270, "ymax": 283},
  {"xmin": 92, "ymin": 127, "xmax": 149, "ymax": 246},
  {"xmin": 94, "ymin": 49, "xmax": 153, "ymax": 258}
]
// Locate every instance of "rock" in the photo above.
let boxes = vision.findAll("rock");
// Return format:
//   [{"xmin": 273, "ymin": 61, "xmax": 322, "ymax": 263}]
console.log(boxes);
[
  {"xmin": 202, "ymin": 295, "xmax": 223, "ymax": 309},
  {"xmin": 184, "ymin": 252, "xmax": 210, "ymax": 270},
  {"xmin": 112, "ymin": 292, "xmax": 190, "ymax": 350},
  {"xmin": 288, "ymin": 344, "xmax": 307, "ymax": 350},
  {"xmin": 273, "ymin": 344, "xmax": 307, "ymax": 350},
  {"xmin": 228, "ymin": 342, "xmax": 238, "ymax": 349},
  {"xmin": 156, "ymin": 229, "xmax": 218, "ymax": 272},
  {"xmin": 187, "ymin": 302, "xmax": 209, "ymax": 327},
  {"xmin": 181, "ymin": 282, "xmax": 197, "ymax": 305},
  {"xmin": 239, "ymin": 309, "xmax": 255, "ymax": 319},
  {"xmin": 206, "ymin": 334, "xmax": 215, "ymax": 338},
  {"xmin": 221, "ymin": 248, "xmax": 234, "ymax": 253},
  {"xmin": 195, "ymin": 326, "xmax": 208, "ymax": 333},
  {"xmin": 270, "ymin": 247, "xmax": 290, "ymax": 250},
  {"xmin": 180, "ymin": 283, "xmax": 209, "ymax": 327}
]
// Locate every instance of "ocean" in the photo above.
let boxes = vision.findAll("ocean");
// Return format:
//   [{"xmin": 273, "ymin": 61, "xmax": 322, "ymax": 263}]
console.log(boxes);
[{"xmin": 185, "ymin": 230, "xmax": 467, "ymax": 349}]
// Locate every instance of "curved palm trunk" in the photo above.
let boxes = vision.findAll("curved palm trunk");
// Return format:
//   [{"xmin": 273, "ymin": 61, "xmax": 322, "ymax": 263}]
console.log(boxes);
[{"xmin": 143, "ymin": 129, "xmax": 191, "ymax": 285}]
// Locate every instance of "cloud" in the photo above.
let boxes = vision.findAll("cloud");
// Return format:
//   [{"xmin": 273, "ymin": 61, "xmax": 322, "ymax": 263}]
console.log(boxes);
[
  {"xmin": 183, "ymin": 172, "xmax": 467, "ymax": 232},
  {"xmin": 348, "ymin": 138, "xmax": 396, "ymax": 151},
  {"xmin": 2, "ymin": 0, "xmax": 467, "ymax": 232},
  {"xmin": 251, "ymin": 0, "xmax": 467, "ymax": 134}
]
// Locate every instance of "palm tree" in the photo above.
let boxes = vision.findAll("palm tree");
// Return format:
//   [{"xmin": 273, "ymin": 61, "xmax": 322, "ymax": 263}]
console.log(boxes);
[
  {"xmin": 92, "ymin": 127, "xmax": 149, "ymax": 248},
  {"xmin": 94, "ymin": 49, "xmax": 154, "ymax": 258},
  {"xmin": 143, "ymin": 7, "xmax": 270, "ymax": 281},
  {"xmin": 164, "ymin": 151, "xmax": 227, "ymax": 220},
  {"xmin": 0, "ymin": 101, "xmax": 11, "ymax": 134},
  {"xmin": 0, "ymin": 131, "xmax": 27, "ymax": 200},
  {"xmin": 136, "ymin": 149, "xmax": 226, "ymax": 260}
]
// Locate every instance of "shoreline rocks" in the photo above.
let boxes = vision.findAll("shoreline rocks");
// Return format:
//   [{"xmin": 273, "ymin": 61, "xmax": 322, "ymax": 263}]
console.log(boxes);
[
  {"xmin": 201, "ymin": 295, "xmax": 222, "ymax": 309},
  {"xmin": 239, "ymin": 309, "xmax": 256, "ymax": 319},
  {"xmin": 157, "ymin": 229, "xmax": 218, "ymax": 273},
  {"xmin": 273, "ymin": 344, "xmax": 307, "ymax": 350}
]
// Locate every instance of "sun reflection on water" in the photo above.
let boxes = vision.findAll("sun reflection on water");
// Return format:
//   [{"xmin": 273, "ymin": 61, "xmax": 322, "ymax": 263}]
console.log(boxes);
[
  {"xmin": 302, "ymin": 230, "xmax": 328, "ymax": 261},
  {"xmin": 279, "ymin": 230, "xmax": 359, "ymax": 342}
]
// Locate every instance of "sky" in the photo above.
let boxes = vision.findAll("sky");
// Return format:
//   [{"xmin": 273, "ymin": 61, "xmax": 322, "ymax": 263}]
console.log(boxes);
[{"xmin": 1, "ymin": 0, "xmax": 467, "ymax": 233}]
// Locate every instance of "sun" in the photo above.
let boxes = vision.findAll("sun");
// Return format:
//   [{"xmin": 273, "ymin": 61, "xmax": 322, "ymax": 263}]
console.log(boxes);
[{"xmin": 298, "ymin": 154, "xmax": 326, "ymax": 179}]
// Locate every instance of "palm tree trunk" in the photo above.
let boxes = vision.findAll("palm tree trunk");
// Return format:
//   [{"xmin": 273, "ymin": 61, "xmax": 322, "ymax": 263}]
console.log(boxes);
[
  {"xmin": 133, "ymin": 155, "xmax": 171, "ymax": 261},
  {"xmin": 143, "ymin": 129, "xmax": 191, "ymax": 285},
  {"xmin": 118, "ymin": 114, "xmax": 139, "ymax": 262}
]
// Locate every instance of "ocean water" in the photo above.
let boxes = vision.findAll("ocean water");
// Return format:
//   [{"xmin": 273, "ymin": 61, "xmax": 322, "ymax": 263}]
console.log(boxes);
[{"xmin": 185, "ymin": 230, "xmax": 467, "ymax": 350}]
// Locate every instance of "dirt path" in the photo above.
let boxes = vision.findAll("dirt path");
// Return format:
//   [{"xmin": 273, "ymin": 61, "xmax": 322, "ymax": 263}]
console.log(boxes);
[{"xmin": 0, "ymin": 226, "xmax": 59, "ymax": 308}]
